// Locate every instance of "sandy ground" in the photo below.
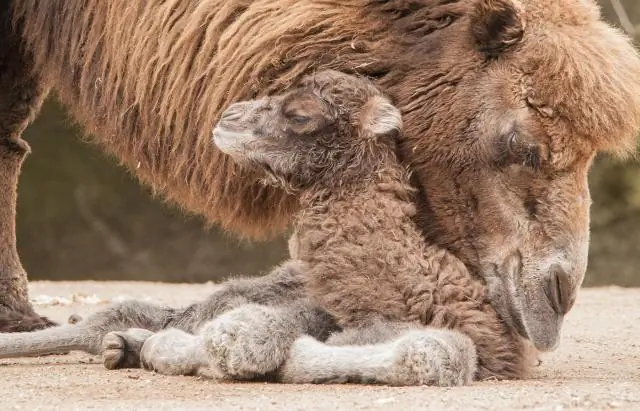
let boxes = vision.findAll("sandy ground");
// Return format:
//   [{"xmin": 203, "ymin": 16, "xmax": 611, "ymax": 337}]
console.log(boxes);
[{"xmin": 2, "ymin": 281, "xmax": 639, "ymax": 411}]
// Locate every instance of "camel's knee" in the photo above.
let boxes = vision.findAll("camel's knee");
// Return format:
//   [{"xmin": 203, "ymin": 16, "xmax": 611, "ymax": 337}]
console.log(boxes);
[
  {"xmin": 0, "ymin": 19, "xmax": 47, "ymax": 144},
  {"xmin": 390, "ymin": 329, "xmax": 477, "ymax": 387},
  {"xmin": 0, "ymin": 68, "xmax": 46, "ymax": 150},
  {"xmin": 140, "ymin": 328, "xmax": 206, "ymax": 376},
  {"xmin": 0, "ymin": 73, "xmax": 43, "ymax": 157},
  {"xmin": 200, "ymin": 304, "xmax": 300, "ymax": 380}
]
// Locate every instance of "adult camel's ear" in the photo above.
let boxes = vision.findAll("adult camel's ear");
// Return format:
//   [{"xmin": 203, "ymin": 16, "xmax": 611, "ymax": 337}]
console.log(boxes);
[{"xmin": 470, "ymin": 0, "xmax": 525, "ymax": 57}]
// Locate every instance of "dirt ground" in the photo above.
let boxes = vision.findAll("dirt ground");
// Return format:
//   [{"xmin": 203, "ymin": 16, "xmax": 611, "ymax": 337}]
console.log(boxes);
[{"xmin": 2, "ymin": 281, "xmax": 639, "ymax": 411}]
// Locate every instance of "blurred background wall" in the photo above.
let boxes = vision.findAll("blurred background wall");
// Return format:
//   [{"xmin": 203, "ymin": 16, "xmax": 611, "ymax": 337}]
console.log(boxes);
[{"xmin": 17, "ymin": 0, "xmax": 640, "ymax": 286}]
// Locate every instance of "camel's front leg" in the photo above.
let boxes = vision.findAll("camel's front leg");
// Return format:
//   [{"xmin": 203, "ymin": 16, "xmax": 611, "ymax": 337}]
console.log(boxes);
[
  {"xmin": 0, "ymin": 4, "xmax": 52, "ymax": 332},
  {"xmin": 278, "ymin": 326, "xmax": 478, "ymax": 387},
  {"xmin": 0, "ymin": 141, "xmax": 53, "ymax": 332}
]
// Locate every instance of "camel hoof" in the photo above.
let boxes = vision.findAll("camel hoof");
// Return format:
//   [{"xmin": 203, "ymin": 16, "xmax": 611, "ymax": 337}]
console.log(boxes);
[{"xmin": 0, "ymin": 307, "xmax": 57, "ymax": 333}]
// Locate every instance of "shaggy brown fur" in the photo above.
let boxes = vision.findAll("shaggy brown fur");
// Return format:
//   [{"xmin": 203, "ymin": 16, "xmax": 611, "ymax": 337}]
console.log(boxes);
[
  {"xmin": 10, "ymin": 0, "xmax": 638, "ymax": 235},
  {"xmin": 2, "ymin": 0, "xmax": 640, "ymax": 343},
  {"xmin": 214, "ymin": 70, "xmax": 531, "ymax": 380}
]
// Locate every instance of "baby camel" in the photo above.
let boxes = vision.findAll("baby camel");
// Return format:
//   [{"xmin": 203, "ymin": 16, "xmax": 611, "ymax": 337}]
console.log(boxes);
[
  {"xmin": 0, "ymin": 71, "xmax": 534, "ymax": 386},
  {"xmin": 213, "ymin": 70, "xmax": 534, "ymax": 383}
]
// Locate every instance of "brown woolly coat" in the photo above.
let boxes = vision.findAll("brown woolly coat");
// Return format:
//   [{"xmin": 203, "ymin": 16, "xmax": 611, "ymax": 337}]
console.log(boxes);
[{"xmin": 289, "ymin": 153, "xmax": 530, "ymax": 381}]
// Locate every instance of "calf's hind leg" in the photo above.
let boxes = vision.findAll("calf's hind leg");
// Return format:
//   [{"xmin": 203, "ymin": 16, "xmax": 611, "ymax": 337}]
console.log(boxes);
[
  {"xmin": 0, "ymin": 5, "xmax": 52, "ymax": 332},
  {"xmin": 138, "ymin": 300, "xmax": 335, "ymax": 378},
  {"xmin": 0, "ymin": 300, "xmax": 173, "ymax": 367},
  {"xmin": 101, "ymin": 261, "xmax": 330, "ymax": 373}
]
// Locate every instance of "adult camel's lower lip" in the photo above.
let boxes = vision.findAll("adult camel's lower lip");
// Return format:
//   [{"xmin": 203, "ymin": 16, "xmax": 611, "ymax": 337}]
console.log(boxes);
[
  {"xmin": 508, "ymin": 300, "xmax": 532, "ymax": 342},
  {"xmin": 496, "ymin": 279, "xmax": 530, "ymax": 340},
  {"xmin": 484, "ymin": 273, "xmax": 530, "ymax": 341}
]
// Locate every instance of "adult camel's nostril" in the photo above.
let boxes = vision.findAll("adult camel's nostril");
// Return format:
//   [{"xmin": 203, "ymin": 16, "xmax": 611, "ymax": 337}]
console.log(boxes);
[{"xmin": 546, "ymin": 264, "xmax": 573, "ymax": 315}]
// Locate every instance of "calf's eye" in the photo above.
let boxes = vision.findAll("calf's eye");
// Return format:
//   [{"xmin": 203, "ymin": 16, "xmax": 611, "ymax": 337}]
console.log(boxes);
[{"xmin": 290, "ymin": 115, "xmax": 311, "ymax": 124}]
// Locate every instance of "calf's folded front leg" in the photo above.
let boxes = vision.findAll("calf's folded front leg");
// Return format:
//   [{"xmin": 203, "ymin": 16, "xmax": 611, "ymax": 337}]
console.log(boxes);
[{"xmin": 278, "ymin": 324, "xmax": 478, "ymax": 387}]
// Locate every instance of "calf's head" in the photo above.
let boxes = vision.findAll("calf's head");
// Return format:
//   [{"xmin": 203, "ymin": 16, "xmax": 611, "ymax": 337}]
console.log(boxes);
[{"xmin": 213, "ymin": 71, "xmax": 402, "ymax": 192}]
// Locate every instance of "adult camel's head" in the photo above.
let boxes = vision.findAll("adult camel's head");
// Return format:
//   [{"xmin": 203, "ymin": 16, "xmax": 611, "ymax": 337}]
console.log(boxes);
[
  {"xmin": 203, "ymin": 0, "xmax": 640, "ymax": 352},
  {"xmin": 372, "ymin": 0, "xmax": 640, "ymax": 351}
]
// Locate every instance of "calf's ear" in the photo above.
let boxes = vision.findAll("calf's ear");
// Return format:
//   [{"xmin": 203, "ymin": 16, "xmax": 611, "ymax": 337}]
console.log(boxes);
[
  {"xmin": 470, "ymin": 0, "xmax": 525, "ymax": 57},
  {"xmin": 361, "ymin": 95, "xmax": 402, "ymax": 138}
]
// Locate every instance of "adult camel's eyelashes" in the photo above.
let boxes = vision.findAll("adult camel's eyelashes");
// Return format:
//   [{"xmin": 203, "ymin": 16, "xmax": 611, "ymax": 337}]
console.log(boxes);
[{"xmin": 497, "ymin": 130, "xmax": 542, "ymax": 170}]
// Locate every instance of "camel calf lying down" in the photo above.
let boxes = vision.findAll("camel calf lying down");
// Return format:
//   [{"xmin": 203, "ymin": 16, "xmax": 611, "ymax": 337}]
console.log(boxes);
[{"xmin": 0, "ymin": 71, "xmax": 535, "ymax": 386}]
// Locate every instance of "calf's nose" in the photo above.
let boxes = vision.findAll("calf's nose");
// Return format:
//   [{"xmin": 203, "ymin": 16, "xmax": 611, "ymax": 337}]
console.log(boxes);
[{"xmin": 220, "ymin": 104, "xmax": 245, "ymax": 123}]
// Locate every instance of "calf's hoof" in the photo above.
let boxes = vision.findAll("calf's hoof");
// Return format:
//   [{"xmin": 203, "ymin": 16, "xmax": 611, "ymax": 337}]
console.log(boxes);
[{"xmin": 102, "ymin": 328, "xmax": 155, "ymax": 370}]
